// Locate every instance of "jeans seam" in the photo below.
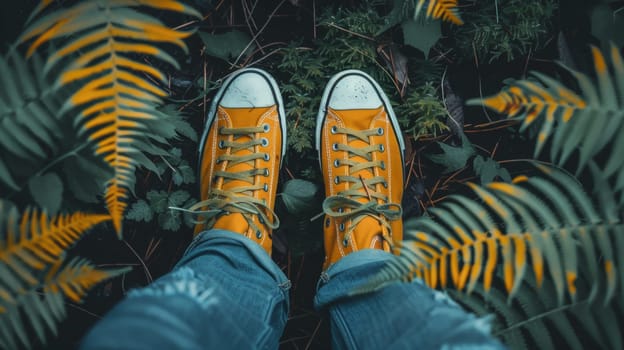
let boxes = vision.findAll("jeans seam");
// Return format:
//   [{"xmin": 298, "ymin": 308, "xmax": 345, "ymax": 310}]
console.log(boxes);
[{"xmin": 333, "ymin": 307, "xmax": 357, "ymax": 349}]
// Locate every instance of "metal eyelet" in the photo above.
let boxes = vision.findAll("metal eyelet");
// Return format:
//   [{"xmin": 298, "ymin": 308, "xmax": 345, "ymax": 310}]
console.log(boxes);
[
  {"xmin": 379, "ymin": 144, "xmax": 385, "ymax": 152},
  {"xmin": 256, "ymin": 231, "xmax": 263, "ymax": 239},
  {"xmin": 331, "ymin": 126, "xmax": 338, "ymax": 134},
  {"xmin": 218, "ymin": 140, "xmax": 225, "ymax": 148},
  {"xmin": 338, "ymin": 207, "xmax": 344, "ymax": 213},
  {"xmin": 263, "ymin": 183, "xmax": 269, "ymax": 192},
  {"xmin": 259, "ymin": 217, "xmax": 265, "ymax": 224},
  {"xmin": 380, "ymin": 161, "xmax": 385, "ymax": 170},
  {"xmin": 383, "ymin": 181, "xmax": 388, "ymax": 188},
  {"xmin": 325, "ymin": 218, "xmax": 331, "ymax": 227},
  {"xmin": 339, "ymin": 223, "xmax": 345, "ymax": 231},
  {"xmin": 332, "ymin": 143, "xmax": 339, "ymax": 151},
  {"xmin": 334, "ymin": 159, "xmax": 340, "ymax": 167},
  {"xmin": 261, "ymin": 138, "xmax": 269, "ymax": 147},
  {"xmin": 342, "ymin": 238, "xmax": 349, "ymax": 247},
  {"xmin": 377, "ymin": 127, "xmax": 384, "ymax": 135},
  {"xmin": 264, "ymin": 154, "xmax": 270, "ymax": 161},
  {"xmin": 263, "ymin": 169, "xmax": 269, "ymax": 176},
  {"xmin": 334, "ymin": 176, "xmax": 340, "ymax": 184},
  {"xmin": 216, "ymin": 158, "xmax": 222, "ymax": 164},
  {"xmin": 263, "ymin": 124, "xmax": 270, "ymax": 132}
]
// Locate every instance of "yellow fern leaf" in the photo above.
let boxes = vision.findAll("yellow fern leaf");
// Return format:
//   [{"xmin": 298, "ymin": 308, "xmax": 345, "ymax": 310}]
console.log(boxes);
[
  {"xmin": 0, "ymin": 205, "xmax": 110, "ymax": 293},
  {"xmin": 388, "ymin": 169, "xmax": 622, "ymax": 306},
  {"xmin": 44, "ymin": 258, "xmax": 120, "ymax": 303},
  {"xmin": 416, "ymin": 0, "xmax": 464, "ymax": 25},
  {"xmin": 21, "ymin": 0, "xmax": 200, "ymax": 236},
  {"xmin": 469, "ymin": 45, "xmax": 624, "ymax": 174},
  {"xmin": 0, "ymin": 256, "xmax": 128, "ymax": 349}
]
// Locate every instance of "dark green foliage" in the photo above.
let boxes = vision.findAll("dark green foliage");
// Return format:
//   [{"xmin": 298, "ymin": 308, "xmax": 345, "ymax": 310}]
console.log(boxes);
[
  {"xmin": 126, "ymin": 190, "xmax": 197, "ymax": 231},
  {"xmin": 199, "ymin": 30, "xmax": 255, "ymax": 61},
  {"xmin": 427, "ymin": 133, "xmax": 475, "ymax": 173},
  {"xmin": 451, "ymin": 0, "xmax": 558, "ymax": 63},
  {"xmin": 269, "ymin": 3, "xmax": 449, "ymax": 178},
  {"xmin": 394, "ymin": 81, "xmax": 449, "ymax": 139},
  {"xmin": 126, "ymin": 146, "xmax": 199, "ymax": 233},
  {"xmin": 276, "ymin": 179, "xmax": 323, "ymax": 256},
  {"xmin": 473, "ymin": 155, "xmax": 511, "ymax": 184},
  {"xmin": 452, "ymin": 273, "xmax": 624, "ymax": 350}
]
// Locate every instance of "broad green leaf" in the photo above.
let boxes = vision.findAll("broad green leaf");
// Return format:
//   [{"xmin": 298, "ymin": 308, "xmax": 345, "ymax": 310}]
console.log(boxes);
[
  {"xmin": 28, "ymin": 172, "xmax": 63, "ymax": 215},
  {"xmin": 280, "ymin": 179, "xmax": 318, "ymax": 215},
  {"xmin": 428, "ymin": 133, "xmax": 475, "ymax": 173},
  {"xmin": 146, "ymin": 190, "xmax": 169, "ymax": 213},
  {"xmin": 168, "ymin": 190, "xmax": 191, "ymax": 207},
  {"xmin": 591, "ymin": 4, "xmax": 624, "ymax": 47},
  {"xmin": 377, "ymin": 0, "xmax": 412, "ymax": 34},
  {"xmin": 199, "ymin": 30, "xmax": 255, "ymax": 61},
  {"xmin": 62, "ymin": 155, "xmax": 111, "ymax": 203},
  {"xmin": 0, "ymin": 158, "xmax": 19, "ymax": 190},
  {"xmin": 473, "ymin": 156, "xmax": 511, "ymax": 184},
  {"xmin": 159, "ymin": 210, "xmax": 181, "ymax": 231},
  {"xmin": 178, "ymin": 164, "xmax": 195, "ymax": 184},
  {"xmin": 402, "ymin": 19, "xmax": 441, "ymax": 54},
  {"xmin": 126, "ymin": 200, "xmax": 154, "ymax": 222}
]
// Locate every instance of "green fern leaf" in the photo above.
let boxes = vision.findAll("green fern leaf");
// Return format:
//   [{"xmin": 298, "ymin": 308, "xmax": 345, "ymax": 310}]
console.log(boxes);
[
  {"xmin": 0, "ymin": 52, "xmax": 62, "ymax": 191},
  {"xmin": 467, "ymin": 45, "xmax": 624, "ymax": 177},
  {"xmin": 20, "ymin": 0, "xmax": 200, "ymax": 236},
  {"xmin": 376, "ymin": 166, "xmax": 623, "ymax": 308},
  {"xmin": 0, "ymin": 203, "xmax": 111, "ymax": 294},
  {"xmin": 0, "ymin": 257, "xmax": 127, "ymax": 349}
]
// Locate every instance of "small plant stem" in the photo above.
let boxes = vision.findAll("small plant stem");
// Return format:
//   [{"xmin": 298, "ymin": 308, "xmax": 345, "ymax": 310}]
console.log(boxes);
[
  {"xmin": 232, "ymin": 0, "xmax": 286, "ymax": 67},
  {"xmin": 304, "ymin": 319, "xmax": 323, "ymax": 350},
  {"xmin": 7, "ymin": 142, "xmax": 92, "ymax": 199},
  {"xmin": 495, "ymin": 301, "xmax": 587, "ymax": 336},
  {"xmin": 324, "ymin": 22, "xmax": 375, "ymax": 41},
  {"xmin": 39, "ymin": 142, "xmax": 90, "ymax": 177},
  {"xmin": 359, "ymin": 174, "xmax": 372, "ymax": 201},
  {"xmin": 123, "ymin": 239, "xmax": 153, "ymax": 283}
]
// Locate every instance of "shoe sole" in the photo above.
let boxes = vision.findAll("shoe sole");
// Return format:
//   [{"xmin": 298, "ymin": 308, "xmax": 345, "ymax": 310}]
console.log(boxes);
[
  {"xmin": 315, "ymin": 69, "xmax": 406, "ymax": 169},
  {"xmin": 198, "ymin": 68, "xmax": 287, "ymax": 169}
]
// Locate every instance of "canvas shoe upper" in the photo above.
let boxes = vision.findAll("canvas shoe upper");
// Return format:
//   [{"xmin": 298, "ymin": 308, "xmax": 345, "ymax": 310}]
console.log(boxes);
[
  {"xmin": 316, "ymin": 70, "xmax": 405, "ymax": 269},
  {"xmin": 192, "ymin": 68, "xmax": 286, "ymax": 254}
]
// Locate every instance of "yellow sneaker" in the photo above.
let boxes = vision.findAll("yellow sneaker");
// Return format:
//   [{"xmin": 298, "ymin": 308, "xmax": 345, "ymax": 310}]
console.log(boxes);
[
  {"xmin": 316, "ymin": 70, "xmax": 405, "ymax": 269},
  {"xmin": 193, "ymin": 68, "xmax": 286, "ymax": 254}
]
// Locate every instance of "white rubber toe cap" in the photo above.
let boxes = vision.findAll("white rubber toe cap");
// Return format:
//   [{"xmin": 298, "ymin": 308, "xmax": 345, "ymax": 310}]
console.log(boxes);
[
  {"xmin": 327, "ymin": 74, "xmax": 383, "ymax": 110},
  {"xmin": 220, "ymin": 71, "xmax": 276, "ymax": 108}
]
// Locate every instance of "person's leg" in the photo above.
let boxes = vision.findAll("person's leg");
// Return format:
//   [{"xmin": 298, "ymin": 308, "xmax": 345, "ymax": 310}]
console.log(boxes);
[
  {"xmin": 315, "ymin": 250, "xmax": 504, "ymax": 349},
  {"xmin": 82, "ymin": 68, "xmax": 289, "ymax": 349},
  {"xmin": 81, "ymin": 229, "xmax": 290, "ymax": 349},
  {"xmin": 313, "ymin": 70, "xmax": 504, "ymax": 349}
]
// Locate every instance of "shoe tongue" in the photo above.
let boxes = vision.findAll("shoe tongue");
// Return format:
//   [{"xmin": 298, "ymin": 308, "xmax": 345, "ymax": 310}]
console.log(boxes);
[{"xmin": 329, "ymin": 106, "xmax": 383, "ymax": 130}]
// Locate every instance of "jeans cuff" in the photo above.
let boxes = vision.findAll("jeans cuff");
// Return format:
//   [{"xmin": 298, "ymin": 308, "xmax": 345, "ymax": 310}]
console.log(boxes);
[
  {"xmin": 314, "ymin": 249, "xmax": 395, "ymax": 310},
  {"xmin": 178, "ymin": 229, "xmax": 291, "ymax": 290}
]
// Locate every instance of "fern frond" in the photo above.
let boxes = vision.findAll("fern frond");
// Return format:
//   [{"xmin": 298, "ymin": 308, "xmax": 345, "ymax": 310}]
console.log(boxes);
[
  {"xmin": 0, "ymin": 257, "xmax": 127, "ymax": 349},
  {"xmin": 381, "ymin": 167, "xmax": 622, "ymax": 306},
  {"xmin": 21, "ymin": 0, "xmax": 200, "ymax": 235},
  {"xmin": 0, "ymin": 52, "xmax": 63, "ymax": 190},
  {"xmin": 467, "ymin": 45, "xmax": 624, "ymax": 174},
  {"xmin": 451, "ymin": 274, "xmax": 621, "ymax": 350},
  {"xmin": 0, "ymin": 203, "xmax": 110, "ymax": 294},
  {"xmin": 416, "ymin": 0, "xmax": 464, "ymax": 25}
]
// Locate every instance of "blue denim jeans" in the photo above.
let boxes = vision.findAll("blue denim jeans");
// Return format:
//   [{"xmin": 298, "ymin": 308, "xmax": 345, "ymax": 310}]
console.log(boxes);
[{"xmin": 81, "ymin": 230, "xmax": 505, "ymax": 349}]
